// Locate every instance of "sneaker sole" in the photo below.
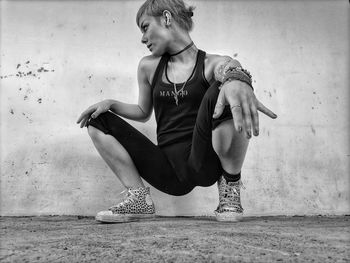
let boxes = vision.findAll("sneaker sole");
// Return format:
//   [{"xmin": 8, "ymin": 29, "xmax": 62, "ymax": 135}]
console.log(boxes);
[
  {"xmin": 95, "ymin": 213, "xmax": 155, "ymax": 223},
  {"xmin": 215, "ymin": 212, "xmax": 243, "ymax": 222}
]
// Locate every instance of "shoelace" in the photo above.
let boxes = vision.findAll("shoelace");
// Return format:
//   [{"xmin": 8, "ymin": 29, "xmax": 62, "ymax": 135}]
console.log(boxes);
[
  {"xmin": 219, "ymin": 181, "xmax": 245, "ymax": 210},
  {"xmin": 109, "ymin": 189, "xmax": 139, "ymax": 210}
]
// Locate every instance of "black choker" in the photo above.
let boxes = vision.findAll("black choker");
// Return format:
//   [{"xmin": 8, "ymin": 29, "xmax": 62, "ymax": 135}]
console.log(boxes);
[{"xmin": 169, "ymin": 41, "xmax": 194, "ymax": 57}]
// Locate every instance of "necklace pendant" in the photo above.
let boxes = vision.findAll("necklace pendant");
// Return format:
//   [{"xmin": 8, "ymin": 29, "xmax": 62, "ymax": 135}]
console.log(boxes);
[{"xmin": 174, "ymin": 94, "xmax": 179, "ymax": 106}]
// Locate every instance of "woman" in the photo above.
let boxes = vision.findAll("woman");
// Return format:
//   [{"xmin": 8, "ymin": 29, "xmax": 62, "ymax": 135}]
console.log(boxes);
[{"xmin": 77, "ymin": 0, "xmax": 277, "ymax": 223}]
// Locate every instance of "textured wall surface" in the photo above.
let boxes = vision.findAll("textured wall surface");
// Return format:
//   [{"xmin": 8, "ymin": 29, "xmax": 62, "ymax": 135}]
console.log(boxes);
[{"xmin": 1, "ymin": 0, "xmax": 349, "ymax": 216}]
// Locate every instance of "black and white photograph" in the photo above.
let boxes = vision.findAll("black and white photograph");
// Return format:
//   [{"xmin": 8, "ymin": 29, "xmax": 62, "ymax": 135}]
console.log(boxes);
[{"xmin": 0, "ymin": 0, "xmax": 349, "ymax": 262}]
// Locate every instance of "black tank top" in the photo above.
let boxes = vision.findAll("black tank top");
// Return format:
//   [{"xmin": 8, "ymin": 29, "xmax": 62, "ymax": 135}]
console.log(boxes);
[{"xmin": 151, "ymin": 50, "xmax": 210, "ymax": 147}]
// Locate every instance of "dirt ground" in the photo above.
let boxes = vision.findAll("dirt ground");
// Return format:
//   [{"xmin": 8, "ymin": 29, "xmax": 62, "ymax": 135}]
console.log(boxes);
[{"xmin": 0, "ymin": 215, "xmax": 349, "ymax": 262}]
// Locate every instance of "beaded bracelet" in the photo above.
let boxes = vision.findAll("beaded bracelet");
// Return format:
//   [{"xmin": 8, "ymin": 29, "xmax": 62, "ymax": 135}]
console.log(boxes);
[{"xmin": 220, "ymin": 67, "xmax": 254, "ymax": 90}]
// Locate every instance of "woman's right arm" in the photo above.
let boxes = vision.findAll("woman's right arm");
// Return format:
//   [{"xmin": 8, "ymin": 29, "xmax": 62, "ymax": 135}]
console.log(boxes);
[
  {"xmin": 108, "ymin": 56, "xmax": 153, "ymax": 122},
  {"xmin": 77, "ymin": 56, "xmax": 154, "ymax": 128}
]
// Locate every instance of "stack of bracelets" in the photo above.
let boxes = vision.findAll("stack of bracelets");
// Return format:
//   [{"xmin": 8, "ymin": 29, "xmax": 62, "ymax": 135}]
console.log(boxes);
[{"xmin": 220, "ymin": 66, "xmax": 254, "ymax": 91}]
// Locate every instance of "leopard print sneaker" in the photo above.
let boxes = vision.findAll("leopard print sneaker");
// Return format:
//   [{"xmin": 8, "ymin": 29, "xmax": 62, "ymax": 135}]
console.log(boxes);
[
  {"xmin": 95, "ymin": 186, "xmax": 155, "ymax": 223},
  {"xmin": 214, "ymin": 175, "xmax": 244, "ymax": 222}
]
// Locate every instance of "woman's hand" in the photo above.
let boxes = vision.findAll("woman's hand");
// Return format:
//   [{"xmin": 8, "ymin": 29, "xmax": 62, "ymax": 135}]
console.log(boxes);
[
  {"xmin": 213, "ymin": 81, "xmax": 277, "ymax": 139},
  {"xmin": 76, "ymin": 99, "xmax": 113, "ymax": 128}
]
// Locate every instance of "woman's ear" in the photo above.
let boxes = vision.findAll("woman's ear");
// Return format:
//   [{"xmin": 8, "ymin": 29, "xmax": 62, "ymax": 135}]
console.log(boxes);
[{"xmin": 162, "ymin": 10, "xmax": 172, "ymax": 26}]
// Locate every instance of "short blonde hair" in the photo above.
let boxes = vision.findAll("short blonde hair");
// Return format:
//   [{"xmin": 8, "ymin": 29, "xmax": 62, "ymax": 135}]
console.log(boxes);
[{"xmin": 136, "ymin": 0, "xmax": 195, "ymax": 31}]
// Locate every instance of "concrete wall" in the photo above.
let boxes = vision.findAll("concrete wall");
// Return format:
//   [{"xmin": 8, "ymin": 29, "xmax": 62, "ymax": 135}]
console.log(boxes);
[{"xmin": 1, "ymin": 0, "xmax": 349, "ymax": 216}]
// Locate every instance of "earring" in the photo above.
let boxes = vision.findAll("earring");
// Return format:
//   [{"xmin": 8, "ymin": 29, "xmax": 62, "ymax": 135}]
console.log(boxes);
[{"xmin": 166, "ymin": 14, "xmax": 170, "ymax": 26}]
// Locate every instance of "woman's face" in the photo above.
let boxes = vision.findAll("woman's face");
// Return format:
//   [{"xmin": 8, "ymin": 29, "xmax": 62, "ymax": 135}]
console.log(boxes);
[{"xmin": 139, "ymin": 14, "xmax": 171, "ymax": 56}]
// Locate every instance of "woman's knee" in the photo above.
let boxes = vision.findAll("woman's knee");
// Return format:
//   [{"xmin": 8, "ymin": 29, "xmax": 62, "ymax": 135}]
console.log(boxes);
[
  {"xmin": 212, "ymin": 120, "xmax": 250, "ymax": 164},
  {"xmin": 86, "ymin": 112, "xmax": 112, "ymax": 138},
  {"xmin": 212, "ymin": 119, "xmax": 249, "ymax": 158},
  {"xmin": 87, "ymin": 125, "xmax": 104, "ymax": 141},
  {"xmin": 212, "ymin": 120, "xmax": 237, "ymax": 158}
]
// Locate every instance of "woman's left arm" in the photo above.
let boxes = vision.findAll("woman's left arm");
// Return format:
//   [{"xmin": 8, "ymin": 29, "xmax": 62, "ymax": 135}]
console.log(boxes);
[{"xmin": 211, "ymin": 55, "xmax": 277, "ymax": 139}]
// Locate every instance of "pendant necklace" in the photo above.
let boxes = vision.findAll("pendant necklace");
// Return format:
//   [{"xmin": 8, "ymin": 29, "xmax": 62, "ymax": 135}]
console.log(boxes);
[
  {"xmin": 170, "ymin": 59, "xmax": 188, "ymax": 106},
  {"xmin": 168, "ymin": 41, "xmax": 194, "ymax": 106}
]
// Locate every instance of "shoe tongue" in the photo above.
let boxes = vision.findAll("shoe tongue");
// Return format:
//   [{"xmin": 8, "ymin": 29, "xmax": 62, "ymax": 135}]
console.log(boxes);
[
  {"xmin": 131, "ymin": 186, "xmax": 148, "ymax": 194},
  {"xmin": 223, "ymin": 176, "xmax": 239, "ymax": 184},
  {"xmin": 129, "ymin": 188, "xmax": 143, "ymax": 197}
]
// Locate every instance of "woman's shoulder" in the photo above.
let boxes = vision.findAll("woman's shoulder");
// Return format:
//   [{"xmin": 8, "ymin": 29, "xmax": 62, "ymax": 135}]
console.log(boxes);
[
  {"xmin": 138, "ymin": 55, "xmax": 163, "ymax": 84},
  {"xmin": 205, "ymin": 53, "xmax": 241, "ymax": 67},
  {"xmin": 203, "ymin": 52, "xmax": 242, "ymax": 82},
  {"xmin": 202, "ymin": 53, "xmax": 228, "ymax": 80},
  {"xmin": 205, "ymin": 53, "xmax": 223, "ymax": 61},
  {"xmin": 139, "ymin": 55, "xmax": 162, "ymax": 73}
]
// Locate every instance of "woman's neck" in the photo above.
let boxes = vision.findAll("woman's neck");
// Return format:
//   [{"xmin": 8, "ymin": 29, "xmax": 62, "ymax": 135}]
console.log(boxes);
[
  {"xmin": 169, "ymin": 41, "xmax": 194, "ymax": 57},
  {"xmin": 167, "ymin": 39, "xmax": 198, "ymax": 63}
]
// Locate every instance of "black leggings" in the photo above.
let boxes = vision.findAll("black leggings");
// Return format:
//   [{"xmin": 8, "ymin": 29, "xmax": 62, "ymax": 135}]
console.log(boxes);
[{"xmin": 87, "ymin": 81, "xmax": 233, "ymax": 196}]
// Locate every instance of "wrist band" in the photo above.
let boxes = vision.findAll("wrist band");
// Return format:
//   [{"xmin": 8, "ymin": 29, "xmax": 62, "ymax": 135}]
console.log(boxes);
[{"xmin": 220, "ymin": 66, "xmax": 254, "ymax": 90}]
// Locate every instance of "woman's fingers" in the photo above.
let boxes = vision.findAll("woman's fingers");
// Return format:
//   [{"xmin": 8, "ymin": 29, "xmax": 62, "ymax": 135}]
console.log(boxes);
[
  {"xmin": 77, "ymin": 106, "xmax": 94, "ymax": 124},
  {"xmin": 77, "ymin": 114, "xmax": 89, "ymax": 128},
  {"xmin": 230, "ymin": 104, "xmax": 243, "ymax": 133},
  {"xmin": 242, "ymin": 102, "xmax": 252, "ymax": 138},
  {"xmin": 250, "ymin": 103, "xmax": 259, "ymax": 136},
  {"xmin": 76, "ymin": 113, "xmax": 85, "ymax": 124},
  {"xmin": 84, "ymin": 116, "xmax": 91, "ymax": 128},
  {"xmin": 218, "ymin": 84, "xmax": 276, "ymax": 138},
  {"xmin": 226, "ymin": 93, "xmax": 244, "ymax": 133},
  {"xmin": 213, "ymin": 89, "xmax": 226, "ymax": 119},
  {"xmin": 80, "ymin": 118, "xmax": 86, "ymax": 128},
  {"xmin": 80, "ymin": 116, "xmax": 89, "ymax": 128},
  {"xmin": 77, "ymin": 104, "xmax": 108, "ymax": 129},
  {"xmin": 257, "ymin": 100, "xmax": 277, "ymax": 119},
  {"xmin": 77, "ymin": 105, "xmax": 100, "ymax": 128},
  {"xmin": 228, "ymin": 96, "xmax": 259, "ymax": 138},
  {"xmin": 91, "ymin": 107, "xmax": 104, "ymax": 119}
]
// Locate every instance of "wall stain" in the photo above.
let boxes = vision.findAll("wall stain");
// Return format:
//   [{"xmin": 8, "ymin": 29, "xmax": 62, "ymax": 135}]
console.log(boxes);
[
  {"xmin": 21, "ymin": 87, "xmax": 34, "ymax": 101},
  {"xmin": 37, "ymin": 67, "xmax": 49, "ymax": 73},
  {"xmin": 22, "ymin": 112, "xmax": 33, "ymax": 123},
  {"xmin": 0, "ymin": 61, "xmax": 54, "ymax": 79},
  {"xmin": 263, "ymin": 90, "xmax": 273, "ymax": 98},
  {"xmin": 311, "ymin": 125, "xmax": 316, "ymax": 135},
  {"xmin": 106, "ymin": 77, "xmax": 116, "ymax": 82}
]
